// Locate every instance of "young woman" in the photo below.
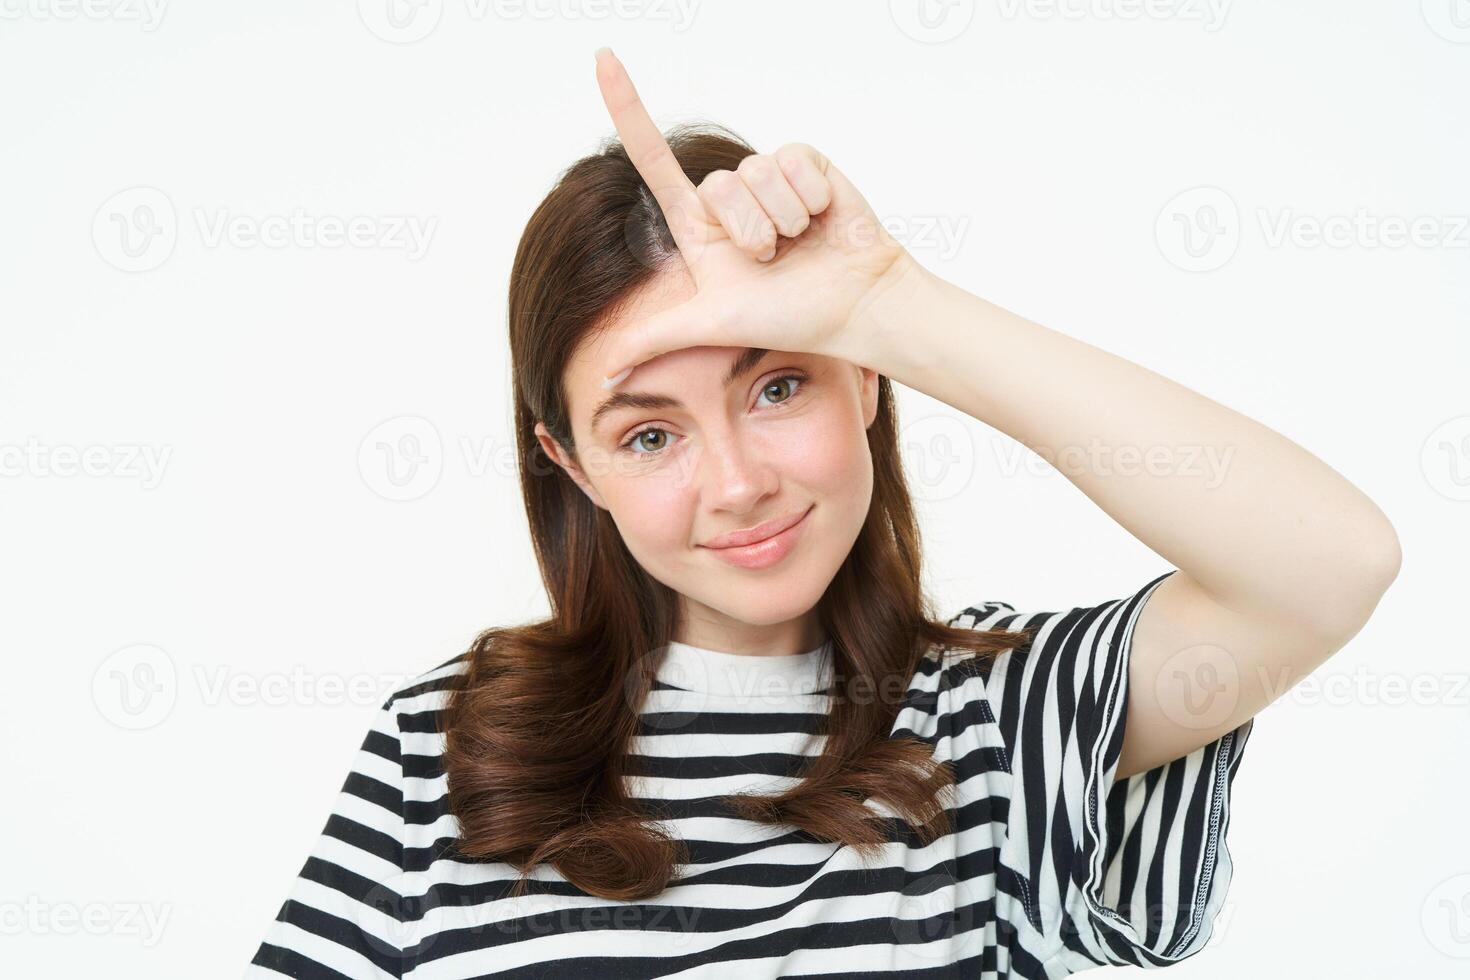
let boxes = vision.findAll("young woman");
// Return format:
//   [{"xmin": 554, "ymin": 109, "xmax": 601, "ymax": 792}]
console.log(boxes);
[{"xmin": 249, "ymin": 48, "xmax": 1400, "ymax": 979}]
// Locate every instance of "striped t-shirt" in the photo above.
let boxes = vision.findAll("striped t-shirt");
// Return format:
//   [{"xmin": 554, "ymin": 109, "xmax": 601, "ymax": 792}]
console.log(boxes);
[{"xmin": 249, "ymin": 569, "xmax": 1253, "ymax": 978}]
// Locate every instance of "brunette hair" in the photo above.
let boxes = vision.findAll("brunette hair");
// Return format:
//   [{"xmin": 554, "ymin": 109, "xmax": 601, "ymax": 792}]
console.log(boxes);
[{"xmin": 439, "ymin": 121, "xmax": 1035, "ymax": 901}]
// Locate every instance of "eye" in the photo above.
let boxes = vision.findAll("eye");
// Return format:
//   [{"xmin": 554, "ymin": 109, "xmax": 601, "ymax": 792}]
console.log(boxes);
[
  {"xmin": 622, "ymin": 427, "xmax": 672, "ymax": 456},
  {"xmin": 617, "ymin": 372, "xmax": 809, "ymax": 460},
  {"xmin": 756, "ymin": 374, "xmax": 805, "ymax": 408}
]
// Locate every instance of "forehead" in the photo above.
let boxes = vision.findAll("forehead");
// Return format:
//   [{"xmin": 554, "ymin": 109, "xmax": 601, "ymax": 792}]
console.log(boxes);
[
  {"xmin": 583, "ymin": 346, "xmax": 773, "ymax": 438},
  {"xmin": 567, "ymin": 268, "xmax": 685, "ymax": 379},
  {"xmin": 563, "ymin": 269, "xmax": 705, "ymax": 421}
]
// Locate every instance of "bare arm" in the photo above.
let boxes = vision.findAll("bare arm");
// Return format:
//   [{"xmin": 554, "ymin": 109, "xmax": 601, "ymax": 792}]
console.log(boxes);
[{"xmin": 842, "ymin": 257, "xmax": 1403, "ymax": 777}]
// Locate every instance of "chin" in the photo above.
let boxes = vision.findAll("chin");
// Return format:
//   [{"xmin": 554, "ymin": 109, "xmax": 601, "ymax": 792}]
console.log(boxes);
[{"xmin": 704, "ymin": 573, "xmax": 829, "ymax": 626}]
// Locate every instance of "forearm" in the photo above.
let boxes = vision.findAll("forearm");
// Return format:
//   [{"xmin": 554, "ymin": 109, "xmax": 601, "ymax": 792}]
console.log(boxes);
[{"xmin": 843, "ymin": 258, "xmax": 1401, "ymax": 638}]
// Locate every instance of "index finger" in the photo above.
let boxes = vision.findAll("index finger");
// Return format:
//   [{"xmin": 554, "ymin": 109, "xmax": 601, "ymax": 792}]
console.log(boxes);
[{"xmin": 593, "ymin": 47, "xmax": 704, "ymax": 254}]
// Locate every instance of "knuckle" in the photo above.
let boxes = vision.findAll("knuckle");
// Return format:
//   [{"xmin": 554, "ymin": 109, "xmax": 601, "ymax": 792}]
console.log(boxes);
[
  {"xmin": 697, "ymin": 169, "xmax": 738, "ymax": 196},
  {"xmin": 736, "ymin": 154, "xmax": 778, "ymax": 181},
  {"xmin": 775, "ymin": 142, "xmax": 818, "ymax": 169}
]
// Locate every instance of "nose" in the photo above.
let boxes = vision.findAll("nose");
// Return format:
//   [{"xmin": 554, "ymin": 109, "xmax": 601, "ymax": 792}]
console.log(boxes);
[{"xmin": 695, "ymin": 425, "xmax": 779, "ymax": 515}]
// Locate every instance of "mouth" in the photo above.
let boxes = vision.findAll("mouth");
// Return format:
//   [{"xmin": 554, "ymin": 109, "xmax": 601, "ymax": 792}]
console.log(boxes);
[{"xmin": 697, "ymin": 504, "xmax": 814, "ymax": 571}]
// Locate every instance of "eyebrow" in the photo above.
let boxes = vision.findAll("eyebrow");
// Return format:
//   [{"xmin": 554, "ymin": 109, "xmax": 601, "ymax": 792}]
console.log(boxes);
[{"xmin": 589, "ymin": 347, "xmax": 772, "ymax": 436}]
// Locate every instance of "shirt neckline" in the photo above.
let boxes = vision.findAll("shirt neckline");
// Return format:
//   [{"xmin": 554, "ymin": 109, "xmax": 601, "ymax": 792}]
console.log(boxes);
[{"xmin": 657, "ymin": 637, "xmax": 834, "ymax": 699}]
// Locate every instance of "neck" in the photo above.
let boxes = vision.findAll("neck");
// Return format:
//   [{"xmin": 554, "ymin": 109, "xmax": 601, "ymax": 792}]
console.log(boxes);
[{"xmin": 674, "ymin": 598, "xmax": 827, "ymax": 657}]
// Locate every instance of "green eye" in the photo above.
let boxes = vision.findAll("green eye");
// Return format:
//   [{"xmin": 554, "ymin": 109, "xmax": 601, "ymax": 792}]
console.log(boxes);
[
  {"xmin": 757, "ymin": 373, "xmax": 806, "ymax": 407},
  {"xmin": 762, "ymin": 378, "xmax": 795, "ymax": 404},
  {"xmin": 633, "ymin": 430, "xmax": 666, "ymax": 452},
  {"xmin": 618, "ymin": 372, "xmax": 808, "ymax": 460},
  {"xmin": 620, "ymin": 425, "xmax": 671, "ymax": 456}
]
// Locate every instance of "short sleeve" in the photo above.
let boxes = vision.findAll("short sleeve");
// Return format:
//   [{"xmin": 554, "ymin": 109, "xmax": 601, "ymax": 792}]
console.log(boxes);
[
  {"xmin": 247, "ymin": 693, "xmax": 414, "ymax": 979},
  {"xmin": 951, "ymin": 570, "xmax": 1254, "ymax": 974}
]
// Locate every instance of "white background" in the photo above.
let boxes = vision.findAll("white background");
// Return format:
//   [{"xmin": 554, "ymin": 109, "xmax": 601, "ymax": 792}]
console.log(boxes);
[{"xmin": 3, "ymin": 1, "xmax": 1467, "ymax": 977}]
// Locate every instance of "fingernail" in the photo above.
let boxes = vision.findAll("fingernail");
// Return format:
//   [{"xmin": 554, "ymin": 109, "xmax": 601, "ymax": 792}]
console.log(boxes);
[
  {"xmin": 601, "ymin": 367, "xmax": 631, "ymax": 389},
  {"xmin": 594, "ymin": 46, "xmax": 612, "ymax": 61}
]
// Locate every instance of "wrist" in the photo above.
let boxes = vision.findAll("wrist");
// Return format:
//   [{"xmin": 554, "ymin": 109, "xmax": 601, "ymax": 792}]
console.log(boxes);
[{"xmin": 836, "ymin": 251, "xmax": 949, "ymax": 381}]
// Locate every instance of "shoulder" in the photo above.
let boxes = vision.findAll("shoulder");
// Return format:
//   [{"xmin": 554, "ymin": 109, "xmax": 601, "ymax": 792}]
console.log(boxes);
[
  {"xmin": 380, "ymin": 651, "xmax": 472, "ymax": 722},
  {"xmin": 945, "ymin": 599, "xmax": 1021, "ymax": 631},
  {"xmin": 945, "ymin": 572, "xmax": 1175, "ymax": 652},
  {"xmin": 940, "ymin": 598, "xmax": 1041, "ymax": 665},
  {"xmin": 934, "ymin": 573, "xmax": 1177, "ymax": 710},
  {"xmin": 911, "ymin": 599, "xmax": 1032, "ymax": 686},
  {"xmin": 361, "ymin": 654, "xmax": 471, "ymax": 777}
]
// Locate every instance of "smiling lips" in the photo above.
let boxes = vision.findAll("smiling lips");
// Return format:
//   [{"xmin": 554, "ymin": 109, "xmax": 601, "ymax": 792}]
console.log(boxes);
[{"xmin": 698, "ymin": 504, "xmax": 813, "ymax": 570}]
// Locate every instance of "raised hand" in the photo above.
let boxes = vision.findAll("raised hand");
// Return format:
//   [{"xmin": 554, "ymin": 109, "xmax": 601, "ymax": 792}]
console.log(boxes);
[{"xmin": 592, "ymin": 46, "xmax": 917, "ymax": 389}]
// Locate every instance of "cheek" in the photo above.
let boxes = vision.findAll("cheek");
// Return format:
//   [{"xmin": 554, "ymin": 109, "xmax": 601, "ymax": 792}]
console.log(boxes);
[
  {"xmin": 600, "ymin": 402, "xmax": 871, "ymax": 553},
  {"xmin": 773, "ymin": 404, "xmax": 871, "ymax": 495},
  {"xmin": 602, "ymin": 474, "xmax": 697, "ymax": 552}
]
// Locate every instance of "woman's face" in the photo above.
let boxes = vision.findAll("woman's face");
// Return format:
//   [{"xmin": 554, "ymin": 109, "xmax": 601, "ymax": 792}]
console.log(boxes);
[{"xmin": 534, "ymin": 265, "xmax": 880, "ymax": 651}]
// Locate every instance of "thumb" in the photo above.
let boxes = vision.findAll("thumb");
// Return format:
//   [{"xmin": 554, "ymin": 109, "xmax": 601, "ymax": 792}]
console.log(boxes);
[{"xmin": 599, "ymin": 290, "xmax": 735, "ymax": 389}]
